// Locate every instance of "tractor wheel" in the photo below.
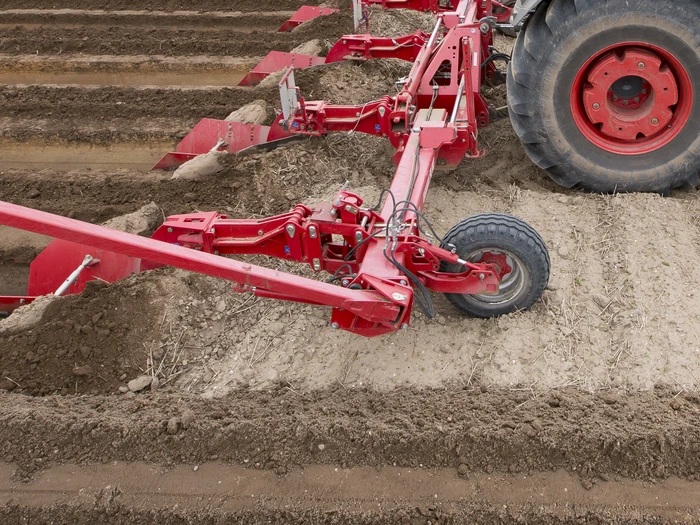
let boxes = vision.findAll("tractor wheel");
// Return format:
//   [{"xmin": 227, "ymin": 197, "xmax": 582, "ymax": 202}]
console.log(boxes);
[
  {"xmin": 507, "ymin": 0, "xmax": 700, "ymax": 193},
  {"xmin": 440, "ymin": 214, "xmax": 549, "ymax": 318}
]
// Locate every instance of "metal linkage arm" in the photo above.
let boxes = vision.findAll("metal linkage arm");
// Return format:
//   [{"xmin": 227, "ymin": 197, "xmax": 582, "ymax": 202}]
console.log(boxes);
[
  {"xmin": 0, "ymin": 202, "xmax": 402, "ymax": 328},
  {"xmin": 325, "ymin": 31, "xmax": 429, "ymax": 63}
]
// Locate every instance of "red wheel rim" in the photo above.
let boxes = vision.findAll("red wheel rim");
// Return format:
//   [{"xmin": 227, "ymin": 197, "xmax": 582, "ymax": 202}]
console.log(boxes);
[{"xmin": 571, "ymin": 42, "xmax": 693, "ymax": 155}]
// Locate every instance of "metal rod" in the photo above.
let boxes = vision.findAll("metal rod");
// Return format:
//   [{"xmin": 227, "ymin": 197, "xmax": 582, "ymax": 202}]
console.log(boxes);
[{"xmin": 450, "ymin": 74, "xmax": 466, "ymax": 124}]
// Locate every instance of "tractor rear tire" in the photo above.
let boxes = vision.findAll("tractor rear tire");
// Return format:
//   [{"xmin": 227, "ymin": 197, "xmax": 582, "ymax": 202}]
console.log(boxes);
[
  {"xmin": 440, "ymin": 214, "xmax": 549, "ymax": 318},
  {"xmin": 507, "ymin": 0, "xmax": 700, "ymax": 193}
]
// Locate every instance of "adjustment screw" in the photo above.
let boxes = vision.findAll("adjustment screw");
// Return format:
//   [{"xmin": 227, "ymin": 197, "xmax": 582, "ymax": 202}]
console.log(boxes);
[
  {"xmin": 651, "ymin": 117, "xmax": 659, "ymax": 125},
  {"xmin": 637, "ymin": 62, "xmax": 645, "ymax": 69},
  {"xmin": 592, "ymin": 102, "xmax": 600, "ymax": 110}
]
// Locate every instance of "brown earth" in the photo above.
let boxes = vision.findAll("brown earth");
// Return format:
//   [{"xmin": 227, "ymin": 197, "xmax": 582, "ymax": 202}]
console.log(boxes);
[{"xmin": 1, "ymin": 4, "xmax": 699, "ymax": 523}]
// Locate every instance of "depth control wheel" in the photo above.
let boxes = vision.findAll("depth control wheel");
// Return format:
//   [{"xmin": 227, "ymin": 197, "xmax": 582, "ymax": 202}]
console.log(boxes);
[
  {"xmin": 508, "ymin": 0, "xmax": 700, "ymax": 193},
  {"xmin": 440, "ymin": 213, "xmax": 549, "ymax": 318}
]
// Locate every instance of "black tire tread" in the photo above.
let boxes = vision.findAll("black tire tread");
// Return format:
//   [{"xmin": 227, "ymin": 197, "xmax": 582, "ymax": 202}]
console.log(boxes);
[
  {"xmin": 507, "ymin": 0, "xmax": 700, "ymax": 193},
  {"xmin": 441, "ymin": 214, "xmax": 550, "ymax": 318}
]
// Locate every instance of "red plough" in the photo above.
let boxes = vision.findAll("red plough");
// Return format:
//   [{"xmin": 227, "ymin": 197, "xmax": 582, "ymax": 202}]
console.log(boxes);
[{"xmin": 0, "ymin": 0, "xmax": 549, "ymax": 336}]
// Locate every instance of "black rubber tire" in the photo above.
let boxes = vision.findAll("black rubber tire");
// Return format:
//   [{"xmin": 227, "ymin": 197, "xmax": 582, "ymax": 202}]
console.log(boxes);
[
  {"xmin": 507, "ymin": 0, "xmax": 700, "ymax": 193},
  {"xmin": 440, "ymin": 213, "xmax": 549, "ymax": 318}
]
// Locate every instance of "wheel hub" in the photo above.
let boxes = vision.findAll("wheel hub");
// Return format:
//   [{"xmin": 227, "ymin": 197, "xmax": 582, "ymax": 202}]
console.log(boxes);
[
  {"xmin": 571, "ymin": 43, "xmax": 693, "ymax": 155},
  {"xmin": 582, "ymin": 48, "xmax": 677, "ymax": 142}
]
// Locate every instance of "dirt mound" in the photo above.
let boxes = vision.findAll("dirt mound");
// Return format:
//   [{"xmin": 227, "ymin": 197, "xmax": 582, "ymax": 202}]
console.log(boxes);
[
  {"xmin": 1, "ymin": 386, "xmax": 699, "ymax": 481},
  {"xmin": 0, "ymin": 271, "xmax": 187, "ymax": 396}
]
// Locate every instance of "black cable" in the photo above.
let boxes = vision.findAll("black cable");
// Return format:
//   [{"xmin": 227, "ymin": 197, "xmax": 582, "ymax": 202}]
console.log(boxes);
[
  {"xmin": 326, "ymin": 263, "xmax": 355, "ymax": 283},
  {"xmin": 481, "ymin": 53, "xmax": 511, "ymax": 69}
]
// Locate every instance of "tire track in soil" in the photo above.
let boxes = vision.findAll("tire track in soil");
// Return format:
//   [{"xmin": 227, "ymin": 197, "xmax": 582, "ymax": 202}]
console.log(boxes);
[
  {"xmin": 593, "ymin": 194, "xmax": 700, "ymax": 390},
  {"xmin": 1, "ymin": 464, "xmax": 699, "ymax": 524}
]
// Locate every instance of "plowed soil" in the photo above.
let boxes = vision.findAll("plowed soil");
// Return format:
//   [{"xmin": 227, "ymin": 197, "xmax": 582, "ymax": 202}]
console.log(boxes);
[{"xmin": 1, "ymin": 3, "xmax": 699, "ymax": 524}]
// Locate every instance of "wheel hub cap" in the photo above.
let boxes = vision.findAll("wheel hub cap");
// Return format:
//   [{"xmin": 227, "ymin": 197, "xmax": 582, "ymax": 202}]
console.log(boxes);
[{"xmin": 582, "ymin": 48, "xmax": 678, "ymax": 142}]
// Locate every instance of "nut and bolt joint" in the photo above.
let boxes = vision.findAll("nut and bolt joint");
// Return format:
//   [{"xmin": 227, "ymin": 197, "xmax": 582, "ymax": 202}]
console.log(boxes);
[{"xmin": 592, "ymin": 102, "xmax": 600, "ymax": 110}]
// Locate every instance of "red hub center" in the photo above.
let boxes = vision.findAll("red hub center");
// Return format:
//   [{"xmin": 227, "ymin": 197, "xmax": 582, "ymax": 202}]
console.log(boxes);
[{"xmin": 571, "ymin": 43, "xmax": 693, "ymax": 155}]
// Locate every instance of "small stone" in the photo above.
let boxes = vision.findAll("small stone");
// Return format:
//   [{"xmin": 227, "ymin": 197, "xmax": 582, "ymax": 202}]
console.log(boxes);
[
  {"xmin": 167, "ymin": 417, "xmax": 180, "ymax": 435},
  {"xmin": 486, "ymin": 465, "xmax": 494, "ymax": 474},
  {"xmin": 193, "ymin": 465, "xmax": 199, "ymax": 472},
  {"xmin": 118, "ymin": 386, "xmax": 129, "ymax": 393},
  {"xmin": 72, "ymin": 365, "xmax": 93, "ymax": 377},
  {"xmin": 0, "ymin": 379, "xmax": 17, "ymax": 391},
  {"xmin": 592, "ymin": 294, "xmax": 611, "ymax": 309},
  {"xmin": 181, "ymin": 409, "xmax": 196, "ymax": 429},
  {"xmin": 317, "ymin": 443, "xmax": 325, "ymax": 451},
  {"xmin": 215, "ymin": 300, "xmax": 227, "ymax": 313},
  {"xmin": 457, "ymin": 464, "xmax": 469, "ymax": 476},
  {"xmin": 557, "ymin": 195, "xmax": 570, "ymax": 204},
  {"xmin": 581, "ymin": 479, "xmax": 593, "ymax": 491},
  {"xmin": 127, "ymin": 375, "xmax": 152, "ymax": 392},
  {"xmin": 28, "ymin": 189, "xmax": 40, "ymax": 198},
  {"xmin": 436, "ymin": 315, "xmax": 446, "ymax": 325},
  {"xmin": 670, "ymin": 399, "xmax": 682, "ymax": 411},
  {"xmin": 557, "ymin": 246, "xmax": 570, "ymax": 259}
]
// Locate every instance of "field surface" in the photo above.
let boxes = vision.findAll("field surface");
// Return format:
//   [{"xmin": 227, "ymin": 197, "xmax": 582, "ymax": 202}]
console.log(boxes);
[{"xmin": 1, "ymin": 2, "xmax": 699, "ymax": 523}]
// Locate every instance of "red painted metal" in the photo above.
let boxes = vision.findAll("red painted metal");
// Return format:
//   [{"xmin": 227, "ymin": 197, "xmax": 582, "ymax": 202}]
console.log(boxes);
[
  {"xmin": 278, "ymin": 6, "xmax": 339, "ymax": 32},
  {"xmin": 238, "ymin": 51, "xmax": 326, "ymax": 86},
  {"xmin": 0, "ymin": 296, "xmax": 35, "ymax": 313},
  {"xmin": 325, "ymin": 31, "xmax": 429, "ymax": 63},
  {"xmin": 571, "ymin": 42, "xmax": 694, "ymax": 155},
  {"xmin": 154, "ymin": 116, "xmax": 293, "ymax": 170}
]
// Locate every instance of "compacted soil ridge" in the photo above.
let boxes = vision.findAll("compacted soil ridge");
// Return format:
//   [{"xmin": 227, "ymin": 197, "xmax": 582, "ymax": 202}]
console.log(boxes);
[{"xmin": 0, "ymin": 388, "xmax": 698, "ymax": 481}]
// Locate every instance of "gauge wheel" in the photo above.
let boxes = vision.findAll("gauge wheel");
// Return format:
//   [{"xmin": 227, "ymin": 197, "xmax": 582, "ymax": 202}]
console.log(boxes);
[{"xmin": 440, "ymin": 213, "xmax": 549, "ymax": 317}]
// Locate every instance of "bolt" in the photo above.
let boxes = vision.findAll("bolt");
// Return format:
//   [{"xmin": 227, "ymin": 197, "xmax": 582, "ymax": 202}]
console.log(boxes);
[
  {"xmin": 343, "ymin": 40, "xmax": 347, "ymax": 44},
  {"xmin": 309, "ymin": 226, "xmax": 317, "ymax": 238},
  {"xmin": 286, "ymin": 224, "xmax": 295, "ymax": 237},
  {"xmin": 312, "ymin": 258, "xmax": 321, "ymax": 271},
  {"xmin": 638, "ymin": 62, "xmax": 645, "ymax": 69},
  {"xmin": 400, "ymin": 280, "xmax": 407, "ymax": 286},
  {"xmin": 651, "ymin": 117, "xmax": 659, "ymax": 125},
  {"xmin": 355, "ymin": 231, "xmax": 363, "ymax": 243},
  {"xmin": 392, "ymin": 292, "xmax": 407, "ymax": 301},
  {"xmin": 612, "ymin": 95, "xmax": 619, "ymax": 102},
  {"xmin": 378, "ymin": 106, "xmax": 386, "ymax": 117},
  {"xmin": 401, "ymin": 323, "xmax": 408, "ymax": 329},
  {"xmin": 167, "ymin": 227, "xmax": 173, "ymax": 233},
  {"xmin": 479, "ymin": 273, "xmax": 485, "ymax": 281},
  {"xmin": 592, "ymin": 102, "xmax": 600, "ymax": 110},
  {"xmin": 331, "ymin": 322, "xmax": 339, "ymax": 329},
  {"xmin": 341, "ymin": 279, "xmax": 349, "ymax": 286},
  {"xmin": 622, "ymin": 100, "xmax": 629, "ymax": 106},
  {"xmin": 257, "ymin": 229, "xmax": 264, "ymax": 236},
  {"xmin": 633, "ymin": 97, "xmax": 640, "ymax": 103},
  {"xmin": 642, "ymin": 89, "xmax": 648, "ymax": 95}
]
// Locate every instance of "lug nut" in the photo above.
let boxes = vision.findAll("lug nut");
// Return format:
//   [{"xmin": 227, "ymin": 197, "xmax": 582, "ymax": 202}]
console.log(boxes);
[
  {"xmin": 637, "ymin": 62, "xmax": 645, "ymax": 69},
  {"xmin": 642, "ymin": 89, "xmax": 648, "ymax": 95},
  {"xmin": 651, "ymin": 117, "xmax": 659, "ymax": 125},
  {"xmin": 633, "ymin": 97, "xmax": 640, "ymax": 103},
  {"xmin": 592, "ymin": 102, "xmax": 600, "ymax": 110},
  {"xmin": 612, "ymin": 95, "xmax": 618, "ymax": 102},
  {"xmin": 622, "ymin": 100, "xmax": 629, "ymax": 106}
]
